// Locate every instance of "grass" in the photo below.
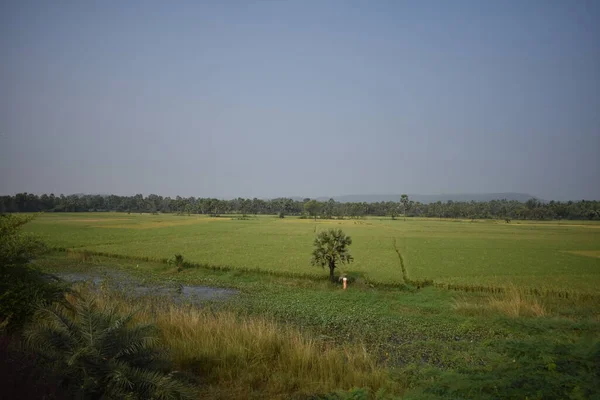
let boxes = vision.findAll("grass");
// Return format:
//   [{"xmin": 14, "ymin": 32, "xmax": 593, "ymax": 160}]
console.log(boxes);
[
  {"xmin": 72, "ymin": 282, "xmax": 396, "ymax": 400},
  {"xmin": 25, "ymin": 212, "xmax": 600, "ymax": 294},
  {"xmin": 33, "ymin": 252, "xmax": 600, "ymax": 399},
  {"xmin": 452, "ymin": 285, "xmax": 547, "ymax": 317},
  {"xmin": 153, "ymin": 305, "xmax": 390, "ymax": 399}
]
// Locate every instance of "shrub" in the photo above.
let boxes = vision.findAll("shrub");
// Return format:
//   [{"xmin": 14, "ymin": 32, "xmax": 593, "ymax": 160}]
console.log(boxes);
[
  {"xmin": 24, "ymin": 293, "xmax": 196, "ymax": 399},
  {"xmin": 0, "ymin": 215, "xmax": 66, "ymax": 331},
  {"xmin": 167, "ymin": 254, "xmax": 185, "ymax": 272}
]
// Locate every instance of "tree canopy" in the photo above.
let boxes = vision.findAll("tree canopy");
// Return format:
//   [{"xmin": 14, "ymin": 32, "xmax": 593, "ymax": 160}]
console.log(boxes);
[
  {"xmin": 1, "ymin": 193, "xmax": 599, "ymax": 221},
  {"xmin": 311, "ymin": 229, "xmax": 354, "ymax": 283}
]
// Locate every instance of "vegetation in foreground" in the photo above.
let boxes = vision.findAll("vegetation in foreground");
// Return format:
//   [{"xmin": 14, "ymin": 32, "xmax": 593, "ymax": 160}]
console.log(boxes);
[
  {"xmin": 25, "ymin": 294, "xmax": 196, "ymax": 399},
  {"xmin": 29, "ymin": 251, "xmax": 600, "ymax": 399},
  {"xmin": 98, "ymin": 286, "xmax": 392, "ymax": 399},
  {"xmin": 0, "ymin": 214, "xmax": 66, "ymax": 331}
]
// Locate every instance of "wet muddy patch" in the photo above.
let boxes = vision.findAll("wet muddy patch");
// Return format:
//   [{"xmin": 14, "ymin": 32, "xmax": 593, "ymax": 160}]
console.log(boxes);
[{"xmin": 54, "ymin": 270, "xmax": 239, "ymax": 304}]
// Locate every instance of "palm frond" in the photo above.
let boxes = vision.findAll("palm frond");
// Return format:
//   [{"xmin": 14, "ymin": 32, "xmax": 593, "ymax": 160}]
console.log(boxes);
[{"xmin": 24, "ymin": 291, "xmax": 195, "ymax": 399}]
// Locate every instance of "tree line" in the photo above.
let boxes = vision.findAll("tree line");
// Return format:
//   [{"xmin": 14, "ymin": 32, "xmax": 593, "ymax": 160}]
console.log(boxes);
[{"xmin": 1, "ymin": 192, "xmax": 599, "ymax": 220}]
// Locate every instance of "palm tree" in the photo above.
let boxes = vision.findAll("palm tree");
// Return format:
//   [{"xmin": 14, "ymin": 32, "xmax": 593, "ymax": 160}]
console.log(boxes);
[
  {"xmin": 400, "ymin": 194, "xmax": 409, "ymax": 221},
  {"xmin": 311, "ymin": 229, "xmax": 354, "ymax": 283},
  {"xmin": 24, "ymin": 294, "xmax": 195, "ymax": 400}
]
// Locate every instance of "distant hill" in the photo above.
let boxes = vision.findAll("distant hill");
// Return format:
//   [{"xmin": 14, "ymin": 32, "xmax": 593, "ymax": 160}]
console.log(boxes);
[{"xmin": 311, "ymin": 193, "xmax": 537, "ymax": 204}]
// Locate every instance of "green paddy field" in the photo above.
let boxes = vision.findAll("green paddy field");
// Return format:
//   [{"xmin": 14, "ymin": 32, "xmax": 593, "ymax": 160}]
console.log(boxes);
[{"xmin": 25, "ymin": 213, "xmax": 600, "ymax": 294}]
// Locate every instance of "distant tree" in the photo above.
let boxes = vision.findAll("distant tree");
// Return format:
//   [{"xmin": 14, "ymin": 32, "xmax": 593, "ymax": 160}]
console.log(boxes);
[
  {"xmin": 389, "ymin": 203, "xmax": 398, "ymax": 220},
  {"xmin": 311, "ymin": 229, "xmax": 353, "ymax": 283},
  {"xmin": 346, "ymin": 203, "xmax": 360, "ymax": 219},
  {"xmin": 526, "ymin": 197, "xmax": 541, "ymax": 210},
  {"xmin": 304, "ymin": 200, "xmax": 321, "ymax": 221},
  {"xmin": 1, "ymin": 191, "xmax": 598, "ymax": 221},
  {"xmin": 323, "ymin": 198, "xmax": 336, "ymax": 219},
  {"xmin": 400, "ymin": 194, "xmax": 410, "ymax": 221},
  {"xmin": 335, "ymin": 205, "xmax": 345, "ymax": 220},
  {"xmin": 587, "ymin": 210, "xmax": 600, "ymax": 220}
]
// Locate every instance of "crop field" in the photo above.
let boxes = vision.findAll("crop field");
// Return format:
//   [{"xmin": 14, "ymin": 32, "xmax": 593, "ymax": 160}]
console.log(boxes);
[
  {"xmin": 25, "ymin": 213, "xmax": 600, "ymax": 294},
  {"xmin": 10, "ymin": 213, "xmax": 600, "ymax": 399}
]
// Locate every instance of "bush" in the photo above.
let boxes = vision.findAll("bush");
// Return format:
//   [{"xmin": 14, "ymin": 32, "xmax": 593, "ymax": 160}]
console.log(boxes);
[
  {"xmin": 24, "ymin": 293, "xmax": 196, "ymax": 399},
  {"xmin": 0, "ymin": 215, "xmax": 66, "ymax": 331},
  {"xmin": 167, "ymin": 253, "xmax": 186, "ymax": 272}
]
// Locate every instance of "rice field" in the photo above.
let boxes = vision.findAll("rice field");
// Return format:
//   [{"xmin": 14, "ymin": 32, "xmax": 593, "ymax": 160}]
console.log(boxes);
[{"xmin": 25, "ymin": 213, "xmax": 600, "ymax": 294}]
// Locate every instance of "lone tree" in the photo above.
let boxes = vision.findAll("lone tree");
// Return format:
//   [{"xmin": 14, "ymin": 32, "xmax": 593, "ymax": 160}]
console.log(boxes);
[
  {"xmin": 400, "ymin": 194, "xmax": 410, "ymax": 221},
  {"xmin": 311, "ymin": 229, "xmax": 353, "ymax": 282}
]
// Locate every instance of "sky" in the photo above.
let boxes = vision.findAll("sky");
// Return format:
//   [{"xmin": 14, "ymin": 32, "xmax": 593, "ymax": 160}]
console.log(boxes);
[{"xmin": 1, "ymin": 1, "xmax": 599, "ymax": 201}]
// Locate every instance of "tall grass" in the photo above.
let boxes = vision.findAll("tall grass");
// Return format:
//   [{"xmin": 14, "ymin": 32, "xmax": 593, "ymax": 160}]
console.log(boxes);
[
  {"xmin": 487, "ymin": 287, "xmax": 546, "ymax": 317},
  {"xmin": 453, "ymin": 285, "xmax": 546, "ymax": 317},
  {"xmin": 65, "ymin": 248, "xmax": 95, "ymax": 263},
  {"xmin": 86, "ymin": 286, "xmax": 396, "ymax": 399},
  {"xmin": 157, "ymin": 306, "xmax": 391, "ymax": 399}
]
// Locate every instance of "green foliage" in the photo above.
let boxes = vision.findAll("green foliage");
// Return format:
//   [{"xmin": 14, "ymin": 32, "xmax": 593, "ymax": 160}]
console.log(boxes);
[
  {"xmin": 406, "ymin": 338, "xmax": 600, "ymax": 400},
  {"xmin": 305, "ymin": 199, "xmax": 322, "ymax": 220},
  {"xmin": 24, "ymin": 293, "xmax": 196, "ymax": 400},
  {"xmin": 0, "ymin": 214, "xmax": 65, "ymax": 330},
  {"xmin": 3, "ymin": 192, "xmax": 600, "ymax": 220},
  {"xmin": 236, "ymin": 279, "xmax": 600, "ymax": 399},
  {"xmin": 400, "ymin": 194, "xmax": 409, "ymax": 220},
  {"xmin": 311, "ymin": 229, "xmax": 354, "ymax": 282},
  {"xmin": 0, "ymin": 264, "xmax": 66, "ymax": 331},
  {"xmin": 167, "ymin": 254, "xmax": 186, "ymax": 272},
  {"xmin": 0, "ymin": 214, "xmax": 46, "ymax": 267}
]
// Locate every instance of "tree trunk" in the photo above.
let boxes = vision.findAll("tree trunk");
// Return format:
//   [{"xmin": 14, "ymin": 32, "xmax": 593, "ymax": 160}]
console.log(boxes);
[{"xmin": 329, "ymin": 261, "xmax": 336, "ymax": 283}]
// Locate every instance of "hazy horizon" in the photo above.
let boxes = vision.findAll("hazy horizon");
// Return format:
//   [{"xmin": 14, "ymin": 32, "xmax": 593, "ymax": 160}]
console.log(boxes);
[
  {"xmin": 0, "ymin": 190, "xmax": 579, "ymax": 204},
  {"xmin": 2, "ymin": 1, "xmax": 599, "ymax": 201}
]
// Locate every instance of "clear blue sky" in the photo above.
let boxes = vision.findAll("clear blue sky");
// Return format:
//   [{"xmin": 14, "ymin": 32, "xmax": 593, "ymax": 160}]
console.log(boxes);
[{"xmin": 1, "ymin": 0, "xmax": 599, "ymax": 200}]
